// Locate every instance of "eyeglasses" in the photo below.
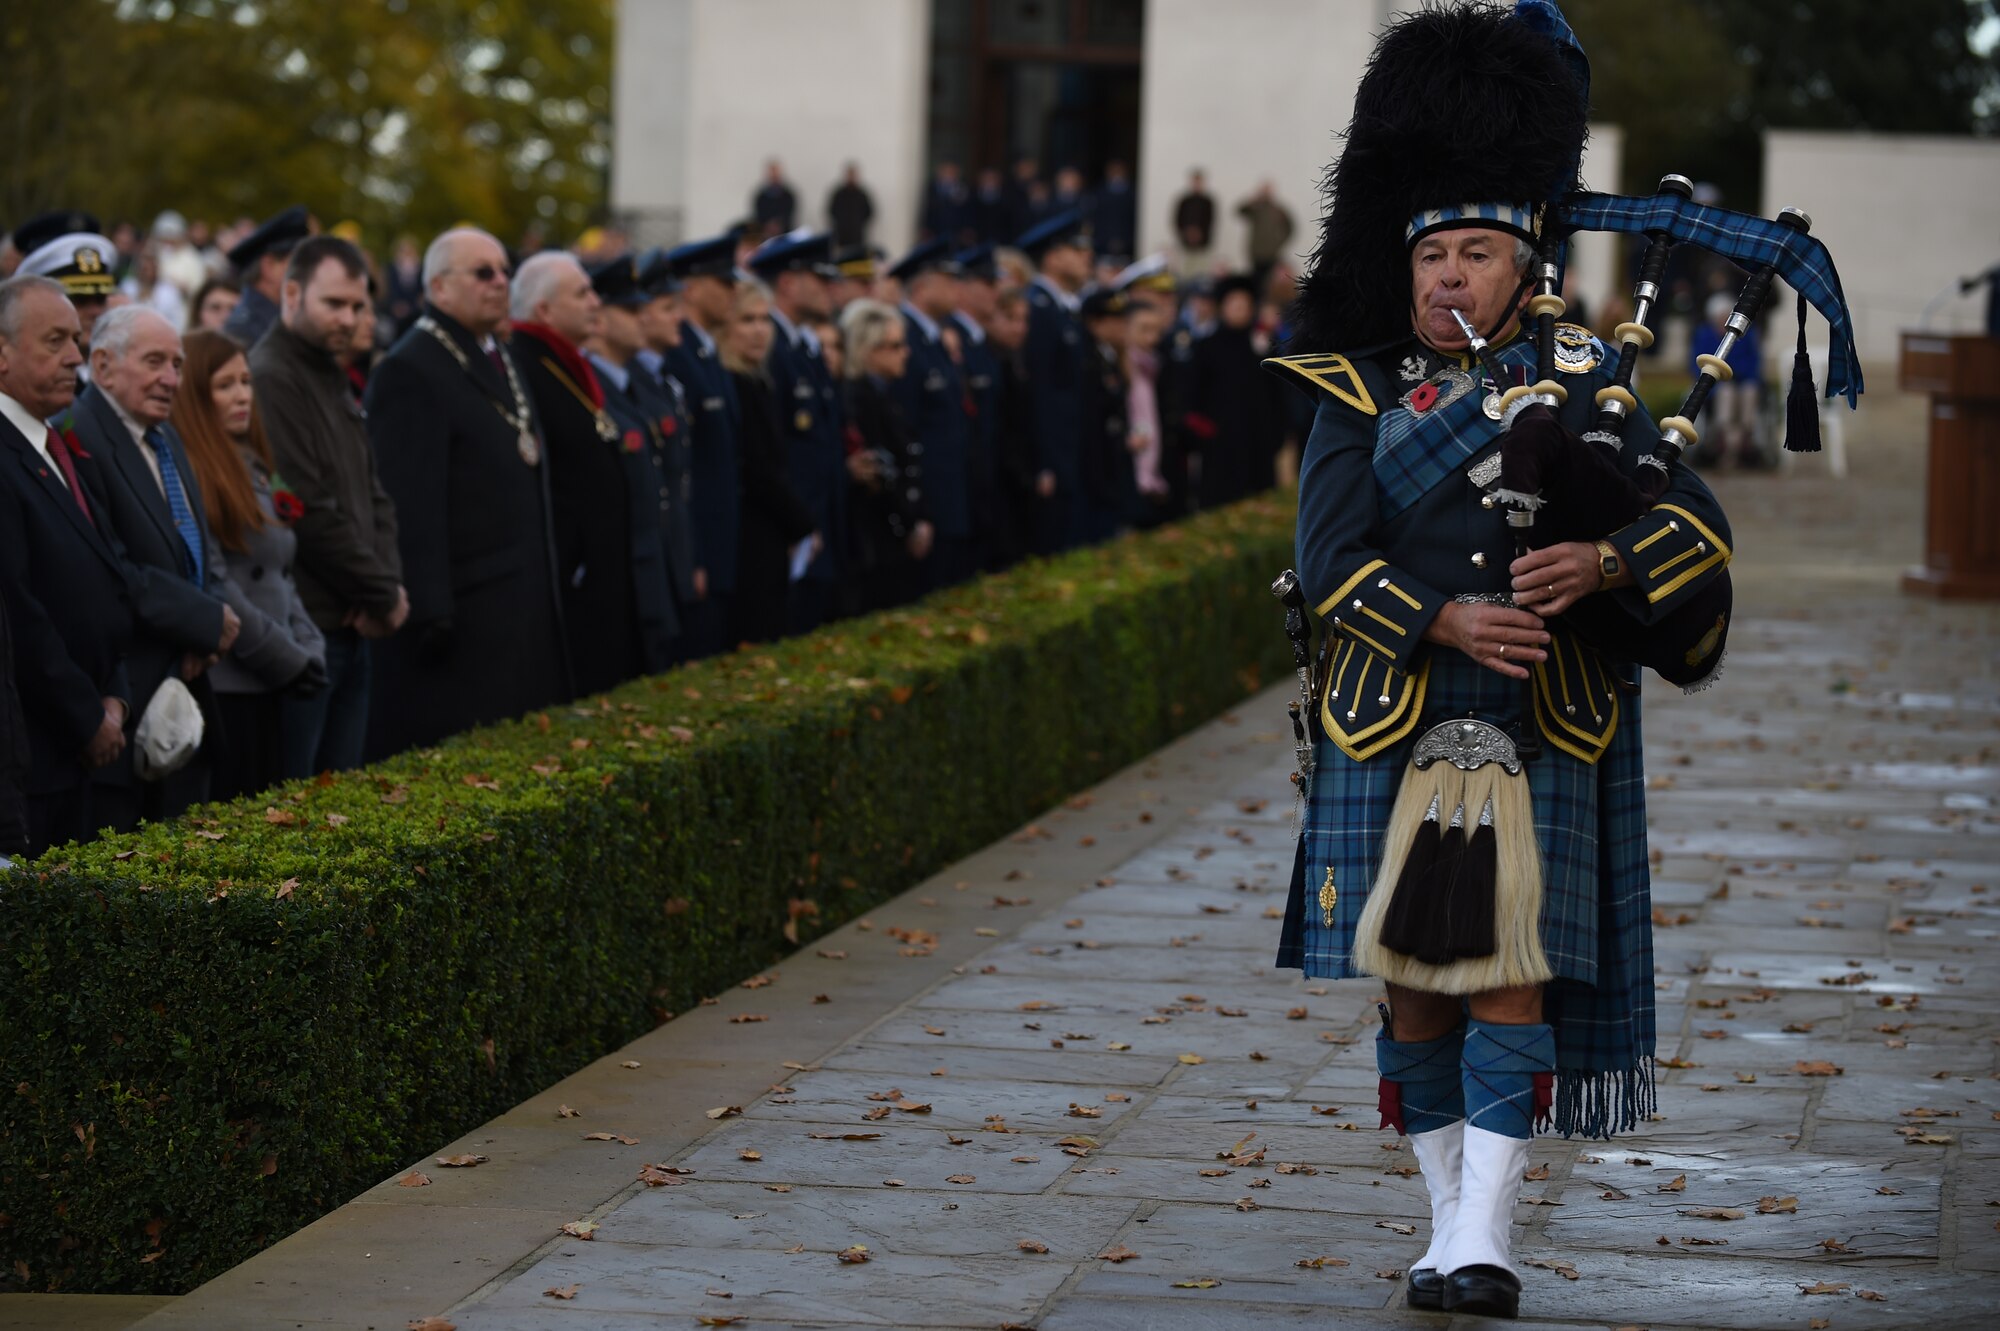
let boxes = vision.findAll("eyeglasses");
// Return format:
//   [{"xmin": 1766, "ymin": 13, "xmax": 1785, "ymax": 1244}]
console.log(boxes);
[{"xmin": 460, "ymin": 264, "xmax": 510, "ymax": 284}]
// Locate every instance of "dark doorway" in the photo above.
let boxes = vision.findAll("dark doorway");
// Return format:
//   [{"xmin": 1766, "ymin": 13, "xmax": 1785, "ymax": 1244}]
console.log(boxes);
[{"xmin": 929, "ymin": 0, "xmax": 1144, "ymax": 190}]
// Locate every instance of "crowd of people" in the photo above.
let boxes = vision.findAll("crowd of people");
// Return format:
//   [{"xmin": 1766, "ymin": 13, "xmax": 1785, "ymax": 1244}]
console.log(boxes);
[{"xmin": 0, "ymin": 193, "xmax": 1303, "ymax": 860}]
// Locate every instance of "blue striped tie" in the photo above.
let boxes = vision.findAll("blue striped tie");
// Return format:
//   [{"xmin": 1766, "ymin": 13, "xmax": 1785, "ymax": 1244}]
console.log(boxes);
[{"xmin": 148, "ymin": 427, "xmax": 205, "ymax": 585}]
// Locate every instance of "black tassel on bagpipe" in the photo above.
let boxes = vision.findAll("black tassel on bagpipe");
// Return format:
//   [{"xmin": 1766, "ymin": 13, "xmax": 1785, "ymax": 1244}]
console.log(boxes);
[{"xmin": 1784, "ymin": 292, "xmax": 1822, "ymax": 454}]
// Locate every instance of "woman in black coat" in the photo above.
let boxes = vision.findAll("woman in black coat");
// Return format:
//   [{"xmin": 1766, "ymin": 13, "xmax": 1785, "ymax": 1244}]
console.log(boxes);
[
  {"xmin": 720, "ymin": 285, "xmax": 818, "ymax": 646},
  {"xmin": 1187, "ymin": 275, "xmax": 1283, "ymax": 510},
  {"xmin": 835, "ymin": 299, "xmax": 931, "ymax": 613}
]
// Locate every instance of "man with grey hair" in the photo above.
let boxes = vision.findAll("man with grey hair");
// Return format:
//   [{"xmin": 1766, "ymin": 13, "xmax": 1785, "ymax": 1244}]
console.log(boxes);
[
  {"xmin": 510, "ymin": 250, "xmax": 645, "ymax": 696},
  {"xmin": 364, "ymin": 228, "xmax": 569, "ymax": 758},
  {"xmin": 69, "ymin": 302, "xmax": 241, "ymax": 824},
  {"xmin": 0, "ymin": 276, "xmax": 137, "ymax": 852},
  {"xmin": 252, "ymin": 234, "xmax": 406, "ymax": 777}
]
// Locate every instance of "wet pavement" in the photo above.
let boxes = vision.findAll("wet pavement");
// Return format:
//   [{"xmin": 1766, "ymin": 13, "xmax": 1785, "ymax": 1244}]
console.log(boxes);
[{"xmin": 129, "ymin": 398, "xmax": 2000, "ymax": 1331}]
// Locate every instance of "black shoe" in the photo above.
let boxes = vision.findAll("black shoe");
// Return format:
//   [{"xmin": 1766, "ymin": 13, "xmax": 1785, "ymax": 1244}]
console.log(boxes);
[
  {"xmin": 1441, "ymin": 1264, "xmax": 1521, "ymax": 1318},
  {"xmin": 1406, "ymin": 1266, "xmax": 1446, "ymax": 1310}
]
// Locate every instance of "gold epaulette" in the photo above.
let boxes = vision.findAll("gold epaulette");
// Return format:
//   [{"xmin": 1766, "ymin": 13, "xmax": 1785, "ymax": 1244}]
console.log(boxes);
[{"xmin": 1262, "ymin": 354, "xmax": 1376, "ymax": 416}]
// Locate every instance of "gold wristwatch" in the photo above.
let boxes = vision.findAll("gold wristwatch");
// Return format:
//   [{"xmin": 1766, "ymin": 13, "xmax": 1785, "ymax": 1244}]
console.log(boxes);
[{"xmin": 1594, "ymin": 540, "xmax": 1622, "ymax": 583}]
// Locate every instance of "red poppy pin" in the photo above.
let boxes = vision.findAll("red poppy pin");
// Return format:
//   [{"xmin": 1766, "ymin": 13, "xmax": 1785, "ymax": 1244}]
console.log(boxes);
[
  {"xmin": 269, "ymin": 471, "xmax": 305, "ymax": 523},
  {"xmin": 1407, "ymin": 380, "xmax": 1441, "ymax": 413},
  {"xmin": 657, "ymin": 415, "xmax": 677, "ymax": 437},
  {"xmin": 60, "ymin": 424, "xmax": 90, "ymax": 460},
  {"xmin": 622, "ymin": 429, "xmax": 644, "ymax": 454}
]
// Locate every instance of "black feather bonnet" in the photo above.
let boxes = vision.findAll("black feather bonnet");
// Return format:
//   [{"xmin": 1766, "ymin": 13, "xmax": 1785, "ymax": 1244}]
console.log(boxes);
[{"xmin": 1288, "ymin": 1, "xmax": 1591, "ymax": 354}]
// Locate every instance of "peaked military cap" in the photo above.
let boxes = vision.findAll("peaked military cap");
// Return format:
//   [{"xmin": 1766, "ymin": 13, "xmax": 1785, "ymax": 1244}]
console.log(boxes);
[
  {"xmin": 226, "ymin": 205, "xmax": 313, "ymax": 272},
  {"xmin": 17, "ymin": 232, "xmax": 119, "ymax": 299},
  {"xmin": 1015, "ymin": 208, "xmax": 1090, "ymax": 259},
  {"xmin": 589, "ymin": 254, "xmax": 648, "ymax": 308},
  {"xmin": 11, "ymin": 209, "xmax": 102, "ymax": 259},
  {"xmin": 953, "ymin": 242, "xmax": 1000, "ymax": 282},
  {"xmin": 662, "ymin": 229, "xmax": 741, "ymax": 282},
  {"xmin": 887, "ymin": 238, "xmax": 961, "ymax": 282},
  {"xmin": 1079, "ymin": 286, "xmax": 1128, "ymax": 321},
  {"xmin": 634, "ymin": 247, "xmax": 681, "ymax": 296},
  {"xmin": 832, "ymin": 244, "xmax": 879, "ymax": 281},
  {"xmin": 1113, "ymin": 254, "xmax": 1175, "ymax": 296},
  {"xmin": 748, "ymin": 228, "xmax": 837, "ymax": 279}
]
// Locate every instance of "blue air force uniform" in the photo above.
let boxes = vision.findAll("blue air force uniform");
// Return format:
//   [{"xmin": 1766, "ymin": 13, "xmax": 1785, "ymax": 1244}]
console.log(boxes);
[
  {"xmin": 887, "ymin": 240, "xmax": 976, "ymax": 588},
  {"xmin": 657, "ymin": 231, "xmax": 743, "ymax": 658}
]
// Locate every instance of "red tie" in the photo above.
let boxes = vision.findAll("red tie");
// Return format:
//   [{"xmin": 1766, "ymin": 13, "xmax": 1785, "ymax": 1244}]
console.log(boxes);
[{"xmin": 45, "ymin": 428, "xmax": 95, "ymax": 527}]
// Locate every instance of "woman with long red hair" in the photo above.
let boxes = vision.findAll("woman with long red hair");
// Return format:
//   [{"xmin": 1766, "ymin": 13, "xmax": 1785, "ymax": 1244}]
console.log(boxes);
[{"xmin": 169, "ymin": 330, "xmax": 327, "ymax": 800}]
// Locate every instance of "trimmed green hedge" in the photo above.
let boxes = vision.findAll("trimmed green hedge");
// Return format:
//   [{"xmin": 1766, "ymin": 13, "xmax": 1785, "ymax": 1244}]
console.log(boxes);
[{"xmin": 1, "ymin": 495, "xmax": 1296, "ymax": 1294}]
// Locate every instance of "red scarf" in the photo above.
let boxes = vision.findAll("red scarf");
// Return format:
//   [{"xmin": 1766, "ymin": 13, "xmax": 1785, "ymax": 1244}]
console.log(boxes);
[{"xmin": 509, "ymin": 321, "xmax": 603, "ymax": 407}]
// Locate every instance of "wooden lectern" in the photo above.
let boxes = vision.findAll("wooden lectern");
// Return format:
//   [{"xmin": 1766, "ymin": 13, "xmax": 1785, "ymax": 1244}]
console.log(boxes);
[{"xmin": 1900, "ymin": 332, "xmax": 2000, "ymax": 600}]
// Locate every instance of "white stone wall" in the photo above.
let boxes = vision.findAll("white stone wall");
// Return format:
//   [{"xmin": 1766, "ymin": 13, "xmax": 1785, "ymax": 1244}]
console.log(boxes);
[
  {"xmin": 612, "ymin": 0, "xmax": 932, "ymax": 253},
  {"xmin": 1763, "ymin": 130, "xmax": 2000, "ymax": 366}
]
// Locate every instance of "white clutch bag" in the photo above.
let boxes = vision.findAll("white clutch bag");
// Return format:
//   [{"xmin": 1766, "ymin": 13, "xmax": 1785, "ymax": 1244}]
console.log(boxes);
[{"xmin": 134, "ymin": 676, "xmax": 204, "ymax": 780}]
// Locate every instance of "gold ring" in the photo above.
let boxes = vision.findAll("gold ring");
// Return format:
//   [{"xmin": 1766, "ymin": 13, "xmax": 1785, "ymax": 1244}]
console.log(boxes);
[
  {"xmin": 1547, "ymin": 584, "xmax": 1556, "ymax": 597},
  {"xmin": 1499, "ymin": 644, "xmax": 1508, "ymax": 658}
]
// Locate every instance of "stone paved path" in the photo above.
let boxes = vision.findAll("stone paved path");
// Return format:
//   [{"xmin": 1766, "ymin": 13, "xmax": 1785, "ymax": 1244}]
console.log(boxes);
[{"xmin": 418, "ymin": 433, "xmax": 1999, "ymax": 1328}]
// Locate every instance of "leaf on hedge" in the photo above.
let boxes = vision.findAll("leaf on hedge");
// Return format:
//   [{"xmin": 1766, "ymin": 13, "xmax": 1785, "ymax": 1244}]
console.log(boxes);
[
  {"xmin": 435, "ymin": 1154, "xmax": 488, "ymax": 1168},
  {"xmin": 325, "ymin": 812, "xmax": 350, "ymax": 827},
  {"xmin": 397, "ymin": 1171, "xmax": 431, "ymax": 1188},
  {"xmin": 559, "ymin": 1220, "xmax": 599, "ymax": 1240},
  {"xmin": 583, "ymin": 1133, "xmax": 639, "ymax": 1145},
  {"xmin": 264, "ymin": 807, "xmax": 298, "ymax": 826},
  {"xmin": 543, "ymin": 1284, "xmax": 580, "ymax": 1300},
  {"xmin": 275, "ymin": 878, "xmax": 297, "ymax": 901},
  {"xmin": 462, "ymin": 774, "xmax": 500, "ymax": 791}
]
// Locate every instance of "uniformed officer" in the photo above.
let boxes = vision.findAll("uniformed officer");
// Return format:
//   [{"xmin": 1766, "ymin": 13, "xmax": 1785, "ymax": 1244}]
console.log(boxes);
[
  {"xmin": 221, "ymin": 205, "xmax": 313, "ymax": 349},
  {"xmin": 657, "ymin": 230, "xmax": 743, "ymax": 659},
  {"xmin": 13, "ymin": 224, "xmax": 120, "ymax": 365},
  {"xmin": 1077, "ymin": 285, "xmax": 1134, "ymax": 541},
  {"xmin": 887, "ymin": 240, "xmax": 976, "ymax": 589},
  {"xmin": 747, "ymin": 229, "xmax": 848, "ymax": 634},
  {"xmin": 1269, "ymin": 2, "xmax": 1738, "ymax": 1318},
  {"xmin": 951, "ymin": 243, "xmax": 1007, "ymax": 569},
  {"xmin": 1016, "ymin": 210, "xmax": 1092, "ymax": 552},
  {"xmin": 586, "ymin": 254, "xmax": 681, "ymax": 673},
  {"xmin": 630, "ymin": 252, "xmax": 701, "ymax": 653}
]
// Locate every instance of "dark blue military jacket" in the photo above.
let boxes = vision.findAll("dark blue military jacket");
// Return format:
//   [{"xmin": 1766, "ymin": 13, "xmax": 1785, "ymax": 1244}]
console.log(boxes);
[
  {"xmin": 631, "ymin": 353, "xmax": 700, "ymax": 608},
  {"xmin": 766, "ymin": 313, "xmax": 847, "ymax": 584},
  {"xmin": 662, "ymin": 322, "xmax": 742, "ymax": 594},
  {"xmin": 1275, "ymin": 324, "xmax": 1731, "ymax": 764},
  {"xmin": 591, "ymin": 353, "xmax": 680, "ymax": 673},
  {"xmin": 892, "ymin": 305, "xmax": 972, "ymax": 538},
  {"xmin": 1023, "ymin": 278, "xmax": 1088, "ymax": 548}
]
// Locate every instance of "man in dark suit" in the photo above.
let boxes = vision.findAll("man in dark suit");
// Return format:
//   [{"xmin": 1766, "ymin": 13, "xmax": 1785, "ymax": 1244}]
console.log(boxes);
[
  {"xmin": 748, "ymin": 229, "xmax": 847, "ymax": 634},
  {"xmin": 658, "ymin": 232, "xmax": 743, "ymax": 660},
  {"xmin": 0, "ymin": 276, "xmax": 137, "ymax": 854},
  {"xmin": 889, "ymin": 240, "xmax": 976, "ymax": 589},
  {"xmin": 365, "ymin": 227, "xmax": 570, "ymax": 757},
  {"xmin": 510, "ymin": 250, "xmax": 643, "ymax": 697},
  {"xmin": 69, "ymin": 304, "xmax": 240, "ymax": 826}
]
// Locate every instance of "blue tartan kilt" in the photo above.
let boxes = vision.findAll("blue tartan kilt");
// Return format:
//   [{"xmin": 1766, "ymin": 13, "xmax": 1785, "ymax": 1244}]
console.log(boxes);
[{"xmin": 1275, "ymin": 647, "xmax": 1659, "ymax": 1138}]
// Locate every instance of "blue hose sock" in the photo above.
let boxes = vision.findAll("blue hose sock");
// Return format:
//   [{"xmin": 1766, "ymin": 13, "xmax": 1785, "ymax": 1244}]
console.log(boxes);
[
  {"xmin": 1375, "ymin": 1021, "xmax": 1466, "ymax": 1136},
  {"xmin": 1461, "ymin": 1019, "xmax": 1556, "ymax": 1140}
]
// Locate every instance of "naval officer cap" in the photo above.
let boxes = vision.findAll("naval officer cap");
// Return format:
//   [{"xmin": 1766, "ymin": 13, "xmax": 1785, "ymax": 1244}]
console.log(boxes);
[
  {"xmin": 588, "ymin": 254, "xmax": 649, "ymax": 308},
  {"xmin": 662, "ymin": 229, "xmax": 741, "ymax": 283},
  {"xmin": 1079, "ymin": 285, "xmax": 1129, "ymax": 321},
  {"xmin": 886, "ymin": 238, "xmax": 962, "ymax": 283},
  {"xmin": 953, "ymin": 242, "xmax": 1000, "ymax": 283},
  {"xmin": 832, "ymin": 244, "xmax": 880, "ymax": 281},
  {"xmin": 1113, "ymin": 253, "xmax": 1176, "ymax": 296},
  {"xmin": 748, "ymin": 228, "xmax": 838, "ymax": 280},
  {"xmin": 1015, "ymin": 208, "xmax": 1090, "ymax": 260},
  {"xmin": 635, "ymin": 247, "xmax": 682, "ymax": 296},
  {"xmin": 11, "ymin": 209, "xmax": 102, "ymax": 260},
  {"xmin": 17, "ymin": 231, "xmax": 119, "ymax": 299},
  {"xmin": 226, "ymin": 205, "xmax": 313, "ymax": 272}
]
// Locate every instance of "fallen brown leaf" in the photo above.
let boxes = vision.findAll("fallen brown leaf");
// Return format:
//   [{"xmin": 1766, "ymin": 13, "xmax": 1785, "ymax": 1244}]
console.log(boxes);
[
  {"xmin": 837, "ymin": 1244, "xmax": 871, "ymax": 1264},
  {"xmin": 1524, "ymin": 1258, "xmax": 1580, "ymax": 1281},
  {"xmin": 1098, "ymin": 1244, "xmax": 1140, "ymax": 1263},
  {"xmin": 435, "ymin": 1154, "xmax": 488, "ymax": 1168},
  {"xmin": 1755, "ymin": 1195, "xmax": 1798, "ymax": 1214},
  {"xmin": 946, "ymin": 1174, "xmax": 977, "ymax": 1184},
  {"xmin": 1798, "ymin": 1280, "xmax": 1850, "ymax": 1296},
  {"xmin": 1376, "ymin": 1220, "xmax": 1416, "ymax": 1236},
  {"xmin": 1296, "ymin": 1254, "xmax": 1350, "ymax": 1268},
  {"xmin": 1658, "ymin": 1173, "xmax": 1687, "ymax": 1192},
  {"xmin": 1794, "ymin": 1060, "xmax": 1844, "ymax": 1076},
  {"xmin": 1172, "ymin": 1277, "xmax": 1221, "ymax": 1288},
  {"xmin": 1679, "ymin": 1207, "xmax": 1745, "ymax": 1220},
  {"xmin": 1018, "ymin": 1239, "xmax": 1050, "ymax": 1253},
  {"xmin": 583, "ymin": 1133, "xmax": 639, "ymax": 1145},
  {"xmin": 559, "ymin": 1220, "xmax": 599, "ymax": 1240},
  {"xmin": 406, "ymin": 1320, "xmax": 456, "ymax": 1331},
  {"xmin": 705, "ymin": 1106, "xmax": 743, "ymax": 1119},
  {"xmin": 543, "ymin": 1284, "xmax": 580, "ymax": 1300},
  {"xmin": 557, "ymin": 1104, "xmax": 581, "ymax": 1118}
]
